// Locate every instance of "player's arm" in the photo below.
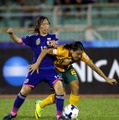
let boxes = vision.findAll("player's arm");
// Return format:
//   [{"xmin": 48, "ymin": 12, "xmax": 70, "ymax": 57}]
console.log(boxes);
[
  {"xmin": 36, "ymin": 48, "xmax": 55, "ymax": 65},
  {"xmin": 86, "ymin": 59, "xmax": 118, "ymax": 85},
  {"xmin": 29, "ymin": 48, "xmax": 55, "ymax": 74},
  {"xmin": 7, "ymin": 28, "xmax": 21, "ymax": 44},
  {"xmin": 81, "ymin": 52, "xmax": 118, "ymax": 85}
]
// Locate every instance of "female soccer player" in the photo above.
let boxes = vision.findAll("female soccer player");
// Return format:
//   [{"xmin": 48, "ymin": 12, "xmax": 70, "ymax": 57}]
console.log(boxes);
[
  {"xmin": 3, "ymin": 16, "xmax": 64, "ymax": 120},
  {"xmin": 29, "ymin": 41, "xmax": 118, "ymax": 119}
]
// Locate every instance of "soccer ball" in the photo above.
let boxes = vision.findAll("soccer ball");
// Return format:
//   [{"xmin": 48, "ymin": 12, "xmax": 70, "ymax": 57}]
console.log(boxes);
[{"xmin": 62, "ymin": 104, "xmax": 79, "ymax": 120}]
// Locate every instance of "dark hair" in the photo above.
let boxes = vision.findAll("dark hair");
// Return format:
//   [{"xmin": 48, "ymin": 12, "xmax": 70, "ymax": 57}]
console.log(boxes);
[
  {"xmin": 64, "ymin": 41, "xmax": 84, "ymax": 51},
  {"xmin": 34, "ymin": 16, "xmax": 50, "ymax": 33}
]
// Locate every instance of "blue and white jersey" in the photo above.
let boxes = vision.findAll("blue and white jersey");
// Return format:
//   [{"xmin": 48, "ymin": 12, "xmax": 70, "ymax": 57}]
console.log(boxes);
[{"xmin": 21, "ymin": 33, "xmax": 58, "ymax": 69}]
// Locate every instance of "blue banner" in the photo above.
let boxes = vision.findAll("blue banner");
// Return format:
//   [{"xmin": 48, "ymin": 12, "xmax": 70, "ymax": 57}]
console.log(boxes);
[
  {"xmin": 59, "ymin": 40, "xmax": 119, "ymax": 48},
  {"xmin": 0, "ymin": 40, "xmax": 119, "ymax": 48}
]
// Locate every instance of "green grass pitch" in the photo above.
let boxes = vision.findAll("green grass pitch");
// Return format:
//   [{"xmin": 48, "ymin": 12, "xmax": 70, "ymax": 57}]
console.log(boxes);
[{"xmin": 0, "ymin": 97, "xmax": 119, "ymax": 120}]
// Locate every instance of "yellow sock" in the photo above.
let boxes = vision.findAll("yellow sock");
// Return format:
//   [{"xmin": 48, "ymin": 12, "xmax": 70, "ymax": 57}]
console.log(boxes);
[
  {"xmin": 40, "ymin": 94, "xmax": 55, "ymax": 108},
  {"xmin": 69, "ymin": 94, "xmax": 80, "ymax": 106}
]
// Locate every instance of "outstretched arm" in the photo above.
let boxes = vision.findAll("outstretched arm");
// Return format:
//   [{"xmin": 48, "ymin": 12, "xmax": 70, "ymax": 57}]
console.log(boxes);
[
  {"xmin": 7, "ymin": 28, "xmax": 21, "ymax": 43},
  {"xmin": 86, "ymin": 60, "xmax": 118, "ymax": 85}
]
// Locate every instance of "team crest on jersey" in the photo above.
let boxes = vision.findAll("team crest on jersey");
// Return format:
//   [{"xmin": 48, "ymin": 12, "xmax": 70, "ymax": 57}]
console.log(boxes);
[{"xmin": 36, "ymin": 38, "xmax": 40, "ymax": 45}]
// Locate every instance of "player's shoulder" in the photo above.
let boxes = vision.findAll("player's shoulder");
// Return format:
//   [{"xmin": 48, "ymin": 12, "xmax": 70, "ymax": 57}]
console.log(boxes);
[
  {"xmin": 48, "ymin": 33, "xmax": 56, "ymax": 35},
  {"xmin": 47, "ymin": 33, "xmax": 57, "ymax": 37},
  {"xmin": 57, "ymin": 44, "xmax": 66, "ymax": 51},
  {"xmin": 57, "ymin": 44, "xmax": 63, "ymax": 48},
  {"xmin": 82, "ymin": 52, "xmax": 90, "ymax": 60},
  {"xmin": 57, "ymin": 44, "xmax": 69, "ymax": 55},
  {"xmin": 25, "ymin": 33, "xmax": 38, "ymax": 38}
]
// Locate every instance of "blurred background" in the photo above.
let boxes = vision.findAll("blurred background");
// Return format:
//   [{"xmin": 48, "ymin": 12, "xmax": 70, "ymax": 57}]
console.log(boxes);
[{"xmin": 0, "ymin": 0, "xmax": 119, "ymax": 95}]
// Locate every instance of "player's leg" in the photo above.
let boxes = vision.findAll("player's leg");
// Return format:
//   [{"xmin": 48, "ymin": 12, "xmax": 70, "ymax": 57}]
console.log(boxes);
[
  {"xmin": 35, "ymin": 93, "xmax": 56, "ymax": 119},
  {"xmin": 35, "ymin": 82, "xmax": 65, "ymax": 120},
  {"xmin": 36, "ymin": 93, "xmax": 55, "ymax": 107},
  {"xmin": 45, "ymin": 69, "xmax": 65, "ymax": 119},
  {"xmin": 53, "ymin": 80, "xmax": 64, "ymax": 120},
  {"xmin": 35, "ymin": 69, "xmax": 64, "ymax": 119},
  {"xmin": 69, "ymin": 80, "xmax": 80, "ymax": 106},
  {"xmin": 35, "ymin": 87, "xmax": 67, "ymax": 119},
  {"xmin": 65, "ymin": 66, "xmax": 80, "ymax": 106},
  {"xmin": 35, "ymin": 69, "xmax": 57, "ymax": 119},
  {"xmin": 3, "ymin": 85, "xmax": 32, "ymax": 120},
  {"xmin": 3, "ymin": 71, "xmax": 39, "ymax": 120}
]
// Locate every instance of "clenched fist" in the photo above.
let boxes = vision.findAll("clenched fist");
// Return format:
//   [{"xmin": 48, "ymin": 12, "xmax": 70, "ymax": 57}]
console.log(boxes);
[{"xmin": 7, "ymin": 28, "xmax": 14, "ymax": 35}]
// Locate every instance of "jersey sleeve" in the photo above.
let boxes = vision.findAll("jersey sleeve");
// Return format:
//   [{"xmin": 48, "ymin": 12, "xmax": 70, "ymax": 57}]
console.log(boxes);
[
  {"xmin": 21, "ymin": 35, "xmax": 32, "ymax": 46},
  {"xmin": 81, "ymin": 52, "xmax": 90, "ymax": 63},
  {"xmin": 55, "ymin": 45, "xmax": 68, "ymax": 56},
  {"xmin": 51, "ymin": 34, "xmax": 58, "ymax": 41}
]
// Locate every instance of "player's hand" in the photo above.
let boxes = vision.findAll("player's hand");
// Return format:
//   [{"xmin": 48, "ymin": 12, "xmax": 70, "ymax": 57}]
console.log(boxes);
[
  {"xmin": 29, "ymin": 63, "xmax": 39, "ymax": 74},
  {"xmin": 106, "ymin": 78, "xmax": 118, "ymax": 85},
  {"xmin": 49, "ymin": 40, "xmax": 57, "ymax": 48},
  {"xmin": 7, "ymin": 28, "xmax": 14, "ymax": 35}
]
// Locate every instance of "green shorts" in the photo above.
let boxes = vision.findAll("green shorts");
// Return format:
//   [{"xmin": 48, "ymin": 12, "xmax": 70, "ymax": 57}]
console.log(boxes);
[{"xmin": 57, "ymin": 65, "xmax": 78, "ymax": 85}]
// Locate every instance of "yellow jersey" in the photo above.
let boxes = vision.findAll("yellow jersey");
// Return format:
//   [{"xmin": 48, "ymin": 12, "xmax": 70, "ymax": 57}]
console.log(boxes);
[{"xmin": 53, "ymin": 45, "xmax": 90, "ymax": 72}]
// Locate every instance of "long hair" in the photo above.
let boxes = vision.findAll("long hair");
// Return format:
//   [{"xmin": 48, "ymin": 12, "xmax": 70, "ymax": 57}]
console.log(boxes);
[
  {"xmin": 33, "ymin": 16, "xmax": 50, "ymax": 33},
  {"xmin": 64, "ymin": 41, "xmax": 84, "ymax": 51}
]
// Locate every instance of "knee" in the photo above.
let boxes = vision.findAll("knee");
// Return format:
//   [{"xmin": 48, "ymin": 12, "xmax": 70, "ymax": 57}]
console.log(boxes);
[
  {"xmin": 53, "ymin": 80, "xmax": 64, "ymax": 95},
  {"xmin": 20, "ymin": 85, "xmax": 32, "ymax": 96},
  {"xmin": 75, "ymin": 84, "xmax": 79, "ymax": 91}
]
